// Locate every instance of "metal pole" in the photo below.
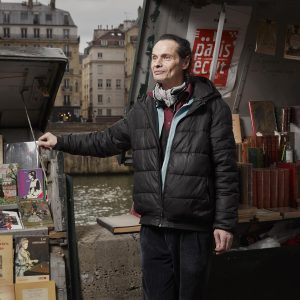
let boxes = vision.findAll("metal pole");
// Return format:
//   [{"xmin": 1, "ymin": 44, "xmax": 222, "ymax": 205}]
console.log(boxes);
[{"xmin": 209, "ymin": 3, "xmax": 226, "ymax": 82}]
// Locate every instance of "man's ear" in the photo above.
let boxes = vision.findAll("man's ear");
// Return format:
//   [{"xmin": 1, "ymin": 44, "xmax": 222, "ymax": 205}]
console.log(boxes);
[{"xmin": 182, "ymin": 56, "xmax": 191, "ymax": 70}]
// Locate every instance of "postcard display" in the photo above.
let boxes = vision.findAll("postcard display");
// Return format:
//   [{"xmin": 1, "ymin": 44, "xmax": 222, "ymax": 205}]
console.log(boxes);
[{"xmin": 0, "ymin": 47, "xmax": 80, "ymax": 300}]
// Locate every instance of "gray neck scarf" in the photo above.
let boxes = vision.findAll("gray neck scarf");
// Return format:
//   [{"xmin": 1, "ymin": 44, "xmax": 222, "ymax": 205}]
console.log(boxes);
[{"xmin": 153, "ymin": 82, "xmax": 186, "ymax": 107}]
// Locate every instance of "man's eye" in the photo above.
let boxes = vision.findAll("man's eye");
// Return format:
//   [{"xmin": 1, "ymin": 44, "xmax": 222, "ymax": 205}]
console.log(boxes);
[{"xmin": 164, "ymin": 56, "xmax": 172, "ymax": 60}]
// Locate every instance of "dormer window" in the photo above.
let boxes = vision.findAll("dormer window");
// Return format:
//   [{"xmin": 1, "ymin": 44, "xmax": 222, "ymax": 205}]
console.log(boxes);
[
  {"xmin": 64, "ymin": 14, "xmax": 69, "ymax": 25},
  {"xmin": 4, "ymin": 12, "xmax": 10, "ymax": 24}
]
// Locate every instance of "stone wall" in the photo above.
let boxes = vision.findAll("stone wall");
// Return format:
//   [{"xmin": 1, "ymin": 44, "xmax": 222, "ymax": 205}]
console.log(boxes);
[{"xmin": 76, "ymin": 225, "xmax": 142, "ymax": 300}]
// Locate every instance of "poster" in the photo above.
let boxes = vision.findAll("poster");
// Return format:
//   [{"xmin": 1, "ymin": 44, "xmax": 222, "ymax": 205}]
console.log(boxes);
[
  {"xmin": 255, "ymin": 19, "xmax": 277, "ymax": 56},
  {"xmin": 186, "ymin": 5, "xmax": 252, "ymax": 97},
  {"xmin": 284, "ymin": 24, "xmax": 300, "ymax": 60}
]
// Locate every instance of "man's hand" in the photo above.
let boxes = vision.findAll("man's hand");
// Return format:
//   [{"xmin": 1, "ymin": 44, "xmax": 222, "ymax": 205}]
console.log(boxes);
[
  {"xmin": 38, "ymin": 132, "xmax": 58, "ymax": 149},
  {"xmin": 213, "ymin": 229, "xmax": 233, "ymax": 255}
]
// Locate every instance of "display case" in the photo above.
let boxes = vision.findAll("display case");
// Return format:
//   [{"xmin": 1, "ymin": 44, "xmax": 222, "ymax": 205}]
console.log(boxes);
[{"xmin": 0, "ymin": 47, "xmax": 80, "ymax": 300}]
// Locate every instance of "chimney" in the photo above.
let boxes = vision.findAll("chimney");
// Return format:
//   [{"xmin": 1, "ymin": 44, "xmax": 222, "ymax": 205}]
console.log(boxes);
[
  {"xmin": 28, "ymin": 0, "xmax": 33, "ymax": 8},
  {"xmin": 50, "ymin": 0, "xmax": 55, "ymax": 9}
]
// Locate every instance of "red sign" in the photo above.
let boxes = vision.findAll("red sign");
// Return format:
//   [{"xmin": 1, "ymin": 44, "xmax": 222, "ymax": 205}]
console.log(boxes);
[{"xmin": 191, "ymin": 29, "xmax": 238, "ymax": 87}]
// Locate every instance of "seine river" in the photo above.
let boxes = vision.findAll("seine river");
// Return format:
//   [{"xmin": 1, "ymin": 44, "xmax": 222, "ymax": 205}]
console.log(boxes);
[{"xmin": 72, "ymin": 174, "xmax": 133, "ymax": 226}]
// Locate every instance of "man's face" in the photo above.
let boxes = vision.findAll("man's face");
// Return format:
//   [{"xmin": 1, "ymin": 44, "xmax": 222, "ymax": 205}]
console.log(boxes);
[{"xmin": 151, "ymin": 39, "xmax": 190, "ymax": 90}]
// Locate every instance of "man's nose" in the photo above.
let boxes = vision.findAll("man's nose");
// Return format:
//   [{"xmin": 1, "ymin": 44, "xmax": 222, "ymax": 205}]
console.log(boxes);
[{"xmin": 154, "ymin": 58, "xmax": 162, "ymax": 67}]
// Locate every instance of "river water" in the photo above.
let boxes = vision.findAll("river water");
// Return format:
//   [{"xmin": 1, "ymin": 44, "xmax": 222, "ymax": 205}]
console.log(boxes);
[{"xmin": 72, "ymin": 174, "xmax": 133, "ymax": 226}]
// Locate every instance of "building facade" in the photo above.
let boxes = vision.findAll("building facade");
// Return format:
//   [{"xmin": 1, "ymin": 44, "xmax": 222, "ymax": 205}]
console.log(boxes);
[
  {"xmin": 0, "ymin": 0, "xmax": 81, "ymax": 122},
  {"xmin": 82, "ymin": 26, "xmax": 125, "ymax": 122}
]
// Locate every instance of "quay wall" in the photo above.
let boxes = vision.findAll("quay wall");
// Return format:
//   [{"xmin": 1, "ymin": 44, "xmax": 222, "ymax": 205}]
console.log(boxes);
[
  {"xmin": 46, "ymin": 122, "xmax": 131, "ymax": 174},
  {"xmin": 76, "ymin": 225, "xmax": 143, "ymax": 300}
]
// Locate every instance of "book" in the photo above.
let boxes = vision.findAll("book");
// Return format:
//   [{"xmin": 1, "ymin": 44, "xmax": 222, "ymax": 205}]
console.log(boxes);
[
  {"xmin": 269, "ymin": 207, "xmax": 300, "ymax": 219},
  {"xmin": 96, "ymin": 214, "xmax": 141, "ymax": 234},
  {"xmin": 255, "ymin": 208, "xmax": 282, "ymax": 221},
  {"xmin": 238, "ymin": 204, "xmax": 257, "ymax": 223},
  {"xmin": 19, "ymin": 200, "xmax": 54, "ymax": 229},
  {"xmin": 0, "ymin": 210, "xmax": 23, "ymax": 230},
  {"xmin": 237, "ymin": 163, "xmax": 253, "ymax": 206},
  {"xmin": 15, "ymin": 236, "xmax": 50, "ymax": 283},
  {"xmin": 277, "ymin": 162, "xmax": 298, "ymax": 207},
  {"xmin": 4, "ymin": 141, "xmax": 39, "ymax": 170},
  {"xmin": 15, "ymin": 280, "xmax": 56, "ymax": 300},
  {"xmin": 232, "ymin": 114, "xmax": 242, "ymax": 144},
  {"xmin": 270, "ymin": 168, "xmax": 279, "ymax": 208},
  {"xmin": 248, "ymin": 100, "xmax": 278, "ymax": 136},
  {"xmin": 17, "ymin": 168, "xmax": 45, "ymax": 200},
  {"xmin": 0, "ymin": 284, "xmax": 15, "ymax": 300},
  {"xmin": 0, "ymin": 235, "xmax": 13, "ymax": 285},
  {"xmin": 0, "ymin": 163, "xmax": 18, "ymax": 199}
]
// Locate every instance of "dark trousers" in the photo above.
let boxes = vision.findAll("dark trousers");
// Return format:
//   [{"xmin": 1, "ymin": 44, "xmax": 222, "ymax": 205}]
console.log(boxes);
[{"xmin": 140, "ymin": 225, "xmax": 213, "ymax": 300}]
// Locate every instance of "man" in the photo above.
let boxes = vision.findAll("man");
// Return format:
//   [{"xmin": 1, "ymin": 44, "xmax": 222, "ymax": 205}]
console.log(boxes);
[{"xmin": 38, "ymin": 34, "xmax": 239, "ymax": 300}]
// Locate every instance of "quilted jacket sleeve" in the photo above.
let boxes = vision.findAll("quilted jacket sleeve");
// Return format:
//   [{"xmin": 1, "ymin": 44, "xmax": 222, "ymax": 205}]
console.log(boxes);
[
  {"xmin": 54, "ymin": 113, "xmax": 132, "ymax": 157},
  {"xmin": 209, "ymin": 97, "xmax": 239, "ymax": 232}
]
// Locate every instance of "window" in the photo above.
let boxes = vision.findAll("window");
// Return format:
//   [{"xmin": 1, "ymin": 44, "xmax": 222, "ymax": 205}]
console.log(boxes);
[
  {"xmin": 64, "ymin": 45, "xmax": 69, "ymax": 56},
  {"xmin": 98, "ymin": 109, "xmax": 103, "ymax": 116},
  {"xmin": 21, "ymin": 28, "xmax": 27, "ymax": 38},
  {"xmin": 97, "ymin": 65, "xmax": 103, "ymax": 74},
  {"xmin": 106, "ymin": 79, "xmax": 111, "ymax": 88},
  {"xmin": 97, "ymin": 79, "xmax": 103, "ymax": 89},
  {"xmin": 63, "ymin": 95, "xmax": 71, "ymax": 106},
  {"xmin": 107, "ymin": 97, "xmax": 111, "ymax": 103},
  {"xmin": 64, "ymin": 79, "xmax": 70, "ymax": 88},
  {"xmin": 116, "ymin": 79, "xmax": 121, "ymax": 89},
  {"xmin": 4, "ymin": 12, "xmax": 10, "ymax": 24},
  {"xmin": 46, "ymin": 14, "xmax": 52, "ymax": 21},
  {"xmin": 46, "ymin": 29, "xmax": 53, "ymax": 39},
  {"xmin": 98, "ymin": 52, "xmax": 103, "ymax": 59},
  {"xmin": 65, "ymin": 63, "xmax": 69, "ymax": 72},
  {"xmin": 75, "ymin": 81, "xmax": 78, "ymax": 93},
  {"xmin": 33, "ymin": 13, "xmax": 39, "ymax": 24},
  {"xmin": 106, "ymin": 109, "xmax": 112, "ymax": 116},
  {"xmin": 119, "ymin": 40, "xmax": 124, "ymax": 46},
  {"xmin": 34, "ymin": 28, "xmax": 40, "ymax": 38},
  {"xmin": 98, "ymin": 95, "xmax": 103, "ymax": 104},
  {"xmin": 63, "ymin": 29, "xmax": 70, "ymax": 39},
  {"xmin": 3, "ymin": 28, "xmax": 10, "ymax": 38},
  {"xmin": 101, "ymin": 40, "xmax": 108, "ymax": 46},
  {"xmin": 64, "ymin": 14, "xmax": 69, "ymax": 25},
  {"xmin": 21, "ymin": 12, "xmax": 28, "ymax": 20}
]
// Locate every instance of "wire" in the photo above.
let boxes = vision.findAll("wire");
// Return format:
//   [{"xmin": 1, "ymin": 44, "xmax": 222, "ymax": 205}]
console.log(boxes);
[{"xmin": 20, "ymin": 91, "xmax": 48, "ymax": 188}]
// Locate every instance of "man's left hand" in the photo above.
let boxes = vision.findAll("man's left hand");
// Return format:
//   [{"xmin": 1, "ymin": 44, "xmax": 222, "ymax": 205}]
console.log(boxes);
[{"xmin": 213, "ymin": 229, "xmax": 233, "ymax": 255}]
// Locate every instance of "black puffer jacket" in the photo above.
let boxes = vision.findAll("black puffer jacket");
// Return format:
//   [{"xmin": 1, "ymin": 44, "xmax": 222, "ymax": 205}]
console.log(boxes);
[{"xmin": 55, "ymin": 77, "xmax": 239, "ymax": 232}]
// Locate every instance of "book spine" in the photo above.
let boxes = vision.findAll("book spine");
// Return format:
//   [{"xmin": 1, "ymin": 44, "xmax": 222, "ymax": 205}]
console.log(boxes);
[
  {"xmin": 256, "ymin": 169, "xmax": 264, "ymax": 208},
  {"xmin": 262, "ymin": 168, "xmax": 271, "ymax": 208},
  {"xmin": 270, "ymin": 168, "xmax": 279, "ymax": 208},
  {"xmin": 278, "ymin": 169, "xmax": 285, "ymax": 207}
]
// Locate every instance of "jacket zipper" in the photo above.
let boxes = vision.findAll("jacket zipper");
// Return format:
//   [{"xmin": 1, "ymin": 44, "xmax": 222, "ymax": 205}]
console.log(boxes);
[{"xmin": 137, "ymin": 100, "xmax": 164, "ymax": 226}]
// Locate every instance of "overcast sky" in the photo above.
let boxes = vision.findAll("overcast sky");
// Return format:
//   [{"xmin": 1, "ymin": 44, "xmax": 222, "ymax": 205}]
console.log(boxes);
[{"xmin": 3, "ymin": 0, "xmax": 144, "ymax": 52}]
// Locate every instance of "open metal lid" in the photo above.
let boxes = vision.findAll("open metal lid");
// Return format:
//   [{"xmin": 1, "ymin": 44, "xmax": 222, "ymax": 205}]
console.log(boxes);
[{"xmin": 0, "ymin": 47, "xmax": 67, "ymax": 131}]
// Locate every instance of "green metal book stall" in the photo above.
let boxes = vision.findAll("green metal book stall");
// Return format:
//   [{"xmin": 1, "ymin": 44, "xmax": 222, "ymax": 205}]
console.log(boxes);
[{"xmin": 0, "ymin": 47, "xmax": 80, "ymax": 300}]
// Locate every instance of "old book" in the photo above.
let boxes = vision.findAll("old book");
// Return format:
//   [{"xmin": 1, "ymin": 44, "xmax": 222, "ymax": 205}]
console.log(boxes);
[
  {"xmin": 238, "ymin": 204, "xmax": 257, "ymax": 223},
  {"xmin": 15, "ymin": 280, "xmax": 56, "ymax": 300},
  {"xmin": 270, "ymin": 168, "xmax": 279, "ymax": 208},
  {"xmin": 97, "ymin": 214, "xmax": 141, "ymax": 234},
  {"xmin": 15, "ymin": 236, "xmax": 49, "ymax": 283},
  {"xmin": 17, "ymin": 168, "xmax": 45, "ymax": 200},
  {"xmin": 277, "ymin": 162, "xmax": 298, "ymax": 207},
  {"xmin": 247, "ymin": 147, "xmax": 264, "ymax": 168},
  {"xmin": 0, "ymin": 163, "xmax": 18, "ymax": 199},
  {"xmin": 0, "ymin": 235, "xmax": 13, "ymax": 285},
  {"xmin": 232, "ymin": 114, "xmax": 242, "ymax": 144},
  {"xmin": 269, "ymin": 207, "xmax": 300, "ymax": 219},
  {"xmin": 19, "ymin": 200, "xmax": 54, "ymax": 229},
  {"xmin": 4, "ymin": 141, "xmax": 39, "ymax": 170},
  {"xmin": 237, "ymin": 163, "xmax": 253, "ymax": 206},
  {"xmin": 277, "ymin": 169, "xmax": 286, "ymax": 207},
  {"xmin": 0, "ymin": 210, "xmax": 23, "ymax": 230},
  {"xmin": 0, "ymin": 284, "xmax": 15, "ymax": 300},
  {"xmin": 252, "ymin": 168, "xmax": 258, "ymax": 207},
  {"xmin": 255, "ymin": 208, "xmax": 282, "ymax": 221},
  {"xmin": 262, "ymin": 168, "xmax": 271, "ymax": 208},
  {"xmin": 248, "ymin": 100, "xmax": 278, "ymax": 136},
  {"xmin": 255, "ymin": 168, "xmax": 264, "ymax": 208}
]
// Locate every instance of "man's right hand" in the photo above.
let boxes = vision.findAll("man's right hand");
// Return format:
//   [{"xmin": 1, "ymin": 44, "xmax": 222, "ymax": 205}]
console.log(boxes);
[{"xmin": 38, "ymin": 132, "xmax": 58, "ymax": 149}]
